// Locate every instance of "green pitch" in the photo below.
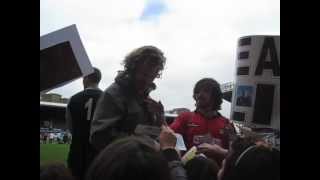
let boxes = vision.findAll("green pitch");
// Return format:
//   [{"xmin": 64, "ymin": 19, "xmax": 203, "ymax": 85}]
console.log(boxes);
[{"xmin": 40, "ymin": 144, "xmax": 70, "ymax": 166}]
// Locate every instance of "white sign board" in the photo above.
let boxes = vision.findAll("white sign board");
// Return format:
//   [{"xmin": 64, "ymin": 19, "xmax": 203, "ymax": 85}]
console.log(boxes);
[
  {"xmin": 175, "ymin": 133, "xmax": 187, "ymax": 151},
  {"xmin": 40, "ymin": 24, "xmax": 93, "ymax": 93},
  {"xmin": 230, "ymin": 35, "xmax": 280, "ymax": 130}
]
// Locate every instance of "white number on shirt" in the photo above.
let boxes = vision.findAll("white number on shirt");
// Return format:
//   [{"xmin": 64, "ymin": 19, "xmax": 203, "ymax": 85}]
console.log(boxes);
[{"xmin": 85, "ymin": 98, "xmax": 93, "ymax": 121}]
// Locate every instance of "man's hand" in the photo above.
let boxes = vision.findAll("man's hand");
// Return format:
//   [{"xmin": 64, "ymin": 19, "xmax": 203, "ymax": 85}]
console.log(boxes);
[
  {"xmin": 159, "ymin": 125, "xmax": 177, "ymax": 150},
  {"xmin": 144, "ymin": 98, "xmax": 166, "ymax": 126},
  {"xmin": 197, "ymin": 143, "xmax": 228, "ymax": 158},
  {"xmin": 145, "ymin": 98, "xmax": 164, "ymax": 114}
]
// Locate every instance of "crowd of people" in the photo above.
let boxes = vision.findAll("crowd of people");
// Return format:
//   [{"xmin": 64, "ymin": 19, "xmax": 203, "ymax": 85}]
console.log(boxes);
[
  {"xmin": 40, "ymin": 45, "xmax": 280, "ymax": 180},
  {"xmin": 40, "ymin": 131, "xmax": 71, "ymax": 144}
]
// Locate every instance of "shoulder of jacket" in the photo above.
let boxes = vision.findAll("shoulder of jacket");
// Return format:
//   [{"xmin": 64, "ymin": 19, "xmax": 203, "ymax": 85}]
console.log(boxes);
[
  {"xmin": 68, "ymin": 90, "xmax": 86, "ymax": 103},
  {"xmin": 104, "ymin": 83, "xmax": 128, "ymax": 109},
  {"xmin": 106, "ymin": 83, "xmax": 121, "ymax": 94},
  {"xmin": 105, "ymin": 83, "xmax": 125, "ymax": 99}
]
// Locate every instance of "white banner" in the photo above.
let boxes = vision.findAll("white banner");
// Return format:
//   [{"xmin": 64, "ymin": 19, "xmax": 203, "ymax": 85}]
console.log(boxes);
[
  {"xmin": 230, "ymin": 35, "xmax": 280, "ymax": 130},
  {"xmin": 40, "ymin": 25, "xmax": 94, "ymax": 93}
]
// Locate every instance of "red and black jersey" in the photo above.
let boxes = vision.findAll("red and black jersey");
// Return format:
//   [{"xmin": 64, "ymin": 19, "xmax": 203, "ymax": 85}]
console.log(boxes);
[{"xmin": 170, "ymin": 111, "xmax": 235, "ymax": 150}]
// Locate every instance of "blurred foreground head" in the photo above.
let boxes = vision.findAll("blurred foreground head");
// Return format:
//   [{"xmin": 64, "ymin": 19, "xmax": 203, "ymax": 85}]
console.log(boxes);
[
  {"xmin": 40, "ymin": 162, "xmax": 74, "ymax": 180},
  {"xmin": 219, "ymin": 136, "xmax": 280, "ymax": 180},
  {"xmin": 185, "ymin": 156, "xmax": 219, "ymax": 180},
  {"xmin": 86, "ymin": 136, "xmax": 171, "ymax": 180}
]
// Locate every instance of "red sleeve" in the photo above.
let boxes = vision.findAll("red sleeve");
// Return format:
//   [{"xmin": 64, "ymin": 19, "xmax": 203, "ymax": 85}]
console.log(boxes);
[
  {"xmin": 221, "ymin": 116, "xmax": 236, "ymax": 132},
  {"xmin": 226, "ymin": 119, "xmax": 237, "ymax": 134},
  {"xmin": 169, "ymin": 112, "xmax": 191, "ymax": 135}
]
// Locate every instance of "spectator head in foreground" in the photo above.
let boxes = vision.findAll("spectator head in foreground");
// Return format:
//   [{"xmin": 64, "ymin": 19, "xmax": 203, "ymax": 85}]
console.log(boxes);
[
  {"xmin": 218, "ymin": 136, "xmax": 280, "ymax": 180},
  {"xmin": 86, "ymin": 136, "xmax": 171, "ymax": 180}
]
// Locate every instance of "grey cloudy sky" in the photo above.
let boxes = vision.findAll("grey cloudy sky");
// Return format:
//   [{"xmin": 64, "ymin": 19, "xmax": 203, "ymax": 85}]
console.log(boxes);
[{"xmin": 40, "ymin": 0, "xmax": 280, "ymax": 117}]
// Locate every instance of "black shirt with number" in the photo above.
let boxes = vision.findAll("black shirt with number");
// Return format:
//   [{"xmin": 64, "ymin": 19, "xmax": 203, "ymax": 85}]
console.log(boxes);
[{"xmin": 67, "ymin": 88, "xmax": 103, "ymax": 180}]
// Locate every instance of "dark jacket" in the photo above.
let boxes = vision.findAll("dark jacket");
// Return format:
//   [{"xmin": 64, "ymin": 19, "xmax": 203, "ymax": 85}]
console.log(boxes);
[
  {"xmin": 90, "ymin": 73, "xmax": 160, "ymax": 152},
  {"xmin": 66, "ymin": 88, "xmax": 103, "ymax": 180}
]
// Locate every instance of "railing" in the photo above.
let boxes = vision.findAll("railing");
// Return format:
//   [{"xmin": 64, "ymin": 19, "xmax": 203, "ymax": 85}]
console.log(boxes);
[{"xmin": 221, "ymin": 82, "xmax": 234, "ymax": 93}]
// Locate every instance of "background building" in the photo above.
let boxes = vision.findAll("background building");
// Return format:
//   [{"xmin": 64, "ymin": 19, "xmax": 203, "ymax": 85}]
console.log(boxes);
[{"xmin": 40, "ymin": 93, "xmax": 69, "ymax": 130}]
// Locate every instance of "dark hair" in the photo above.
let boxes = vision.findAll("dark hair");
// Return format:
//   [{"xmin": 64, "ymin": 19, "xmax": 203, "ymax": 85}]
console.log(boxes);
[
  {"xmin": 121, "ymin": 46, "xmax": 166, "ymax": 78},
  {"xmin": 193, "ymin": 78, "xmax": 223, "ymax": 111},
  {"xmin": 86, "ymin": 67, "xmax": 102, "ymax": 84},
  {"xmin": 40, "ymin": 163, "xmax": 74, "ymax": 180},
  {"xmin": 85, "ymin": 136, "xmax": 171, "ymax": 180},
  {"xmin": 221, "ymin": 136, "xmax": 280, "ymax": 180},
  {"xmin": 185, "ymin": 156, "xmax": 219, "ymax": 180}
]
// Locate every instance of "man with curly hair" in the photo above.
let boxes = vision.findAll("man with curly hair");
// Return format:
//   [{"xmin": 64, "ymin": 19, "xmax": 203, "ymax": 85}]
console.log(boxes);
[
  {"xmin": 90, "ymin": 46, "xmax": 167, "ymax": 154},
  {"xmin": 170, "ymin": 78, "xmax": 236, "ymax": 166}
]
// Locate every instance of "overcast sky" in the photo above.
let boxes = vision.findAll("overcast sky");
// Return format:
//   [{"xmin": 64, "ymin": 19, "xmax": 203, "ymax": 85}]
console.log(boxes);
[{"xmin": 40, "ymin": 0, "xmax": 280, "ymax": 118}]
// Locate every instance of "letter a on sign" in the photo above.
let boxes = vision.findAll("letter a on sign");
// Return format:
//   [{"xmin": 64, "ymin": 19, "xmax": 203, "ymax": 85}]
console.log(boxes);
[{"xmin": 255, "ymin": 37, "xmax": 280, "ymax": 77}]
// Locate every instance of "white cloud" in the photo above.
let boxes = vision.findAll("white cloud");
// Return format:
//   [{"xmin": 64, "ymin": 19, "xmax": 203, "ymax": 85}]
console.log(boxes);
[{"xmin": 41, "ymin": 0, "xmax": 280, "ymax": 117}]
